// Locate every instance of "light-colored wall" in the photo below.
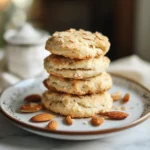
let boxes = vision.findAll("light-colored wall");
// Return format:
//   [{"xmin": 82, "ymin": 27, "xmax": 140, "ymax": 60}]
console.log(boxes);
[{"xmin": 134, "ymin": 0, "xmax": 150, "ymax": 61}]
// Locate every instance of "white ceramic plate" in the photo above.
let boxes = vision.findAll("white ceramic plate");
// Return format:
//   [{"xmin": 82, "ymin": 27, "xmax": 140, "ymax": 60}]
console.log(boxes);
[{"xmin": 0, "ymin": 74, "xmax": 150, "ymax": 140}]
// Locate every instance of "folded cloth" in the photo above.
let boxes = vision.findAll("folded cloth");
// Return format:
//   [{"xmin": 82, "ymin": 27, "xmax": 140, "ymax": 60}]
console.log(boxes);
[
  {"xmin": 0, "ymin": 72, "xmax": 21, "ymax": 88},
  {"xmin": 0, "ymin": 55, "xmax": 150, "ymax": 93},
  {"xmin": 108, "ymin": 55, "xmax": 150, "ymax": 90},
  {"xmin": 0, "ymin": 71, "xmax": 48, "ymax": 93}
]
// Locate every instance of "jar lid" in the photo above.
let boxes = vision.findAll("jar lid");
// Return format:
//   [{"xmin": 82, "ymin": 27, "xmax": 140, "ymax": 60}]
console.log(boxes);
[{"xmin": 4, "ymin": 23, "xmax": 49, "ymax": 45}]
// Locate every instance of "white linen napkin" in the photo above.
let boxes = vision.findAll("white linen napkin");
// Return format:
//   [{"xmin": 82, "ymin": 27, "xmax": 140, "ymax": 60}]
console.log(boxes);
[{"xmin": 108, "ymin": 55, "xmax": 150, "ymax": 90}]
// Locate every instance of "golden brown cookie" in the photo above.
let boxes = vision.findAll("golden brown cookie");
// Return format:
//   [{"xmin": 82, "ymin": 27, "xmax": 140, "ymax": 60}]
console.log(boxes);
[
  {"xmin": 44, "ymin": 72, "xmax": 112, "ymax": 95},
  {"xmin": 45, "ymin": 29, "xmax": 110, "ymax": 59},
  {"xmin": 42, "ymin": 90, "xmax": 113, "ymax": 118},
  {"xmin": 44, "ymin": 57, "xmax": 110, "ymax": 79},
  {"xmin": 44, "ymin": 54, "xmax": 110, "ymax": 70}
]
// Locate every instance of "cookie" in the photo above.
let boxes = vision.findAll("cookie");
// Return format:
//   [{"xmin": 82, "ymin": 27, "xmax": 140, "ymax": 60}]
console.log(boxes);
[
  {"xmin": 42, "ymin": 90, "xmax": 113, "ymax": 118},
  {"xmin": 44, "ymin": 72, "xmax": 112, "ymax": 95},
  {"xmin": 45, "ymin": 29, "xmax": 110, "ymax": 59},
  {"xmin": 44, "ymin": 54, "xmax": 110, "ymax": 70},
  {"xmin": 45, "ymin": 67, "xmax": 108, "ymax": 79},
  {"xmin": 44, "ymin": 57, "xmax": 110, "ymax": 79}
]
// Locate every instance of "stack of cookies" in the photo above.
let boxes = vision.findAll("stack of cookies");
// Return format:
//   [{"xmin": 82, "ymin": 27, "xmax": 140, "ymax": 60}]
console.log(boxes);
[{"xmin": 42, "ymin": 29, "xmax": 113, "ymax": 118}]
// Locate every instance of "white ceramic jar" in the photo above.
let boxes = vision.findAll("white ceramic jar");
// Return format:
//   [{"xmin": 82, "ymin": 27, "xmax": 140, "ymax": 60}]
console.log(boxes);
[{"xmin": 4, "ymin": 23, "xmax": 49, "ymax": 78}]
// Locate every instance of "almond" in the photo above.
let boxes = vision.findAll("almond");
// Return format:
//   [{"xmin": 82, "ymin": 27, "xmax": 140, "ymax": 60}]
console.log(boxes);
[
  {"xmin": 91, "ymin": 116, "xmax": 105, "ymax": 126},
  {"xmin": 24, "ymin": 94, "xmax": 41, "ymax": 102},
  {"xmin": 100, "ymin": 111, "xmax": 129, "ymax": 120},
  {"xmin": 123, "ymin": 93, "xmax": 130, "ymax": 103},
  {"xmin": 65, "ymin": 116, "xmax": 73, "ymax": 125},
  {"xmin": 111, "ymin": 91, "xmax": 122, "ymax": 101},
  {"xmin": 30, "ymin": 113, "xmax": 54, "ymax": 122},
  {"xmin": 19, "ymin": 103, "xmax": 43, "ymax": 113},
  {"xmin": 47, "ymin": 120, "xmax": 58, "ymax": 130}
]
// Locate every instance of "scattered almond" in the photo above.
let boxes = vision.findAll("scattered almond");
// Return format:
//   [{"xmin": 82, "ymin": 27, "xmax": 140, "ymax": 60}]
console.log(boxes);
[
  {"xmin": 30, "ymin": 113, "xmax": 54, "ymax": 122},
  {"xmin": 24, "ymin": 94, "xmax": 41, "ymax": 102},
  {"xmin": 91, "ymin": 116, "xmax": 105, "ymax": 126},
  {"xmin": 123, "ymin": 93, "xmax": 130, "ymax": 103},
  {"xmin": 111, "ymin": 91, "xmax": 122, "ymax": 101},
  {"xmin": 19, "ymin": 103, "xmax": 43, "ymax": 113},
  {"xmin": 47, "ymin": 120, "xmax": 58, "ymax": 130},
  {"xmin": 100, "ymin": 111, "xmax": 128, "ymax": 120},
  {"xmin": 64, "ymin": 116, "xmax": 73, "ymax": 125}
]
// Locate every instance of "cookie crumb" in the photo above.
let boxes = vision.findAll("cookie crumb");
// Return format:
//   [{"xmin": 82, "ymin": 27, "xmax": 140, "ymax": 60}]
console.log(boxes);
[
  {"xmin": 121, "ymin": 106, "xmax": 126, "ymax": 111},
  {"xmin": 111, "ymin": 91, "xmax": 122, "ymax": 101},
  {"xmin": 130, "ymin": 106, "xmax": 134, "ymax": 109},
  {"xmin": 83, "ymin": 122, "xmax": 88, "ymax": 125},
  {"xmin": 112, "ymin": 105, "xmax": 121, "ymax": 111}
]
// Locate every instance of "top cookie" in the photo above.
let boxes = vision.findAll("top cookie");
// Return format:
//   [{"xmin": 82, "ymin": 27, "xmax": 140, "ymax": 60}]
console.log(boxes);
[{"xmin": 45, "ymin": 29, "xmax": 110, "ymax": 59}]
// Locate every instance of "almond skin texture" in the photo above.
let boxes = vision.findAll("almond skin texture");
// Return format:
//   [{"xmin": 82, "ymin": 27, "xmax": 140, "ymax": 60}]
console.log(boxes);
[
  {"xmin": 100, "ymin": 111, "xmax": 129, "ymax": 120},
  {"xmin": 123, "ymin": 93, "xmax": 130, "ymax": 103},
  {"xmin": 91, "ymin": 116, "xmax": 105, "ymax": 126},
  {"xmin": 30, "ymin": 113, "xmax": 54, "ymax": 122},
  {"xmin": 47, "ymin": 120, "xmax": 58, "ymax": 130},
  {"xmin": 65, "ymin": 116, "xmax": 73, "ymax": 125},
  {"xmin": 111, "ymin": 91, "xmax": 122, "ymax": 101},
  {"xmin": 19, "ymin": 103, "xmax": 43, "ymax": 113},
  {"xmin": 24, "ymin": 94, "xmax": 41, "ymax": 102}
]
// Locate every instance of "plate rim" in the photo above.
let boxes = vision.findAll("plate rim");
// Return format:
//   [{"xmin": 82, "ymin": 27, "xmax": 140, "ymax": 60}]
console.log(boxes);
[{"xmin": 0, "ymin": 73, "xmax": 150, "ymax": 136}]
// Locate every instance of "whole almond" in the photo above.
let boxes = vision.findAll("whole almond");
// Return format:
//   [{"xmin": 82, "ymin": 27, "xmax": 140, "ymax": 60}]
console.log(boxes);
[
  {"xmin": 91, "ymin": 116, "xmax": 105, "ymax": 126},
  {"xmin": 100, "ymin": 111, "xmax": 129, "ymax": 120},
  {"xmin": 24, "ymin": 94, "xmax": 41, "ymax": 102},
  {"xmin": 123, "ymin": 93, "xmax": 130, "ymax": 103},
  {"xmin": 47, "ymin": 120, "xmax": 58, "ymax": 130},
  {"xmin": 30, "ymin": 113, "xmax": 54, "ymax": 122},
  {"xmin": 19, "ymin": 103, "xmax": 43, "ymax": 113},
  {"xmin": 65, "ymin": 116, "xmax": 73, "ymax": 125},
  {"xmin": 111, "ymin": 91, "xmax": 122, "ymax": 101}
]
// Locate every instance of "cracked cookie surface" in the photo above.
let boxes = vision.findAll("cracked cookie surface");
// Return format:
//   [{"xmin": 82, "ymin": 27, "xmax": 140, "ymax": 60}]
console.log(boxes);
[
  {"xmin": 42, "ymin": 90, "xmax": 113, "ymax": 118},
  {"xmin": 44, "ymin": 72, "xmax": 112, "ymax": 95},
  {"xmin": 45, "ymin": 29, "xmax": 110, "ymax": 59},
  {"xmin": 44, "ymin": 54, "xmax": 110, "ymax": 70}
]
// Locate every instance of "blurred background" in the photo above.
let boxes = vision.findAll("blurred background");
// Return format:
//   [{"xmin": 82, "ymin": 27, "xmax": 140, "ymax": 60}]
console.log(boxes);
[
  {"xmin": 0, "ymin": 0, "xmax": 150, "ymax": 61},
  {"xmin": 0, "ymin": 0, "xmax": 150, "ymax": 90}
]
